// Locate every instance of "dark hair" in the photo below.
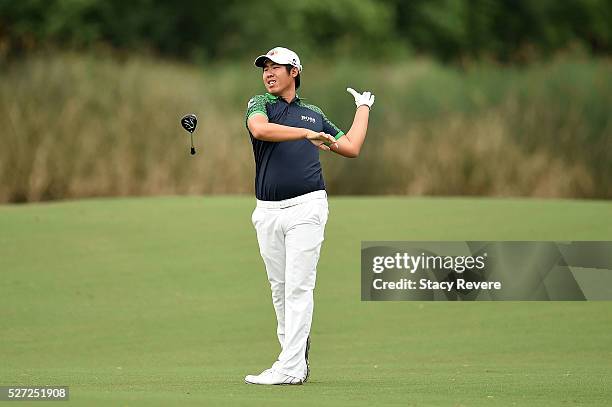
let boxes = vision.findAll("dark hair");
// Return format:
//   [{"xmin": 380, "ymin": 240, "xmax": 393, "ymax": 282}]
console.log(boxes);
[{"xmin": 284, "ymin": 65, "xmax": 300, "ymax": 89}]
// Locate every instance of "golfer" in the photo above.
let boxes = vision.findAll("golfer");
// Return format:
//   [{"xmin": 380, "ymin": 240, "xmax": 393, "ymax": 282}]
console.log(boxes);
[{"xmin": 244, "ymin": 47, "xmax": 374, "ymax": 385}]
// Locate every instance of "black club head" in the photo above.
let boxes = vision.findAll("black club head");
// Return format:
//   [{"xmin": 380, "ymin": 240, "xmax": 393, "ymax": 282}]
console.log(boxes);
[{"xmin": 181, "ymin": 114, "xmax": 197, "ymax": 133}]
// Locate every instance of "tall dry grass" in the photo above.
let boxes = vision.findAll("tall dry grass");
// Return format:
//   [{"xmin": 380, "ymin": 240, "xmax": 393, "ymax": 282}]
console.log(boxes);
[{"xmin": 0, "ymin": 52, "xmax": 610, "ymax": 202}]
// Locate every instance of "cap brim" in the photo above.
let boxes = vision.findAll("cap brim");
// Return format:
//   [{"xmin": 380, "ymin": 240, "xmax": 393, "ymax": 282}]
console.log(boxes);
[
  {"xmin": 254, "ymin": 55, "xmax": 271, "ymax": 68},
  {"xmin": 254, "ymin": 55, "xmax": 293, "ymax": 68},
  {"xmin": 254, "ymin": 55, "xmax": 302, "ymax": 72}
]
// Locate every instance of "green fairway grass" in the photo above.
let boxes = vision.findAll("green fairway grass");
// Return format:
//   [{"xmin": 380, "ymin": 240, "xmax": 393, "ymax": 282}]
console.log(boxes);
[{"xmin": 1, "ymin": 196, "xmax": 611, "ymax": 406}]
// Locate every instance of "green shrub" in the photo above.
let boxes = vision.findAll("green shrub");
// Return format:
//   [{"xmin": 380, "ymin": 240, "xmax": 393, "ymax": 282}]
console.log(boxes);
[{"xmin": 0, "ymin": 52, "xmax": 610, "ymax": 202}]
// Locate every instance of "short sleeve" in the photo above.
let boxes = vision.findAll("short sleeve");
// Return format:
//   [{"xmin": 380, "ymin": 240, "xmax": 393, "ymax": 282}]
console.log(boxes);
[
  {"xmin": 322, "ymin": 114, "xmax": 345, "ymax": 140},
  {"xmin": 245, "ymin": 95, "xmax": 268, "ymax": 123},
  {"xmin": 301, "ymin": 102, "xmax": 345, "ymax": 140}
]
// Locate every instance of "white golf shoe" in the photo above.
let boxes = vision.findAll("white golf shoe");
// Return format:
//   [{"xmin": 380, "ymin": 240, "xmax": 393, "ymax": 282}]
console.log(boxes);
[{"xmin": 244, "ymin": 368, "xmax": 303, "ymax": 385}]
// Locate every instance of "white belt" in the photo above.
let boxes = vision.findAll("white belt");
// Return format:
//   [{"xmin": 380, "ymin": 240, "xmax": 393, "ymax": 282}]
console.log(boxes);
[{"xmin": 256, "ymin": 190, "xmax": 327, "ymax": 209}]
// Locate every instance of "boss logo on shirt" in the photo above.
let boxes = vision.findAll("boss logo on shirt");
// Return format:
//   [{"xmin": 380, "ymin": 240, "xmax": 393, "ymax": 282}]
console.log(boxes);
[{"xmin": 301, "ymin": 115, "xmax": 316, "ymax": 123}]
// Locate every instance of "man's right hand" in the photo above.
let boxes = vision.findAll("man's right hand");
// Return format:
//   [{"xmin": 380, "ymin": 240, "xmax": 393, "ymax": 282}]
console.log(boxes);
[{"xmin": 306, "ymin": 130, "xmax": 338, "ymax": 151}]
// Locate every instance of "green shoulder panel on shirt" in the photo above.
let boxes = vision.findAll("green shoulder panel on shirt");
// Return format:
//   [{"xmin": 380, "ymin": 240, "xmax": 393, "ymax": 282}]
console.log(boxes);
[
  {"xmin": 299, "ymin": 101, "xmax": 345, "ymax": 140},
  {"xmin": 245, "ymin": 94, "xmax": 268, "ymax": 122}
]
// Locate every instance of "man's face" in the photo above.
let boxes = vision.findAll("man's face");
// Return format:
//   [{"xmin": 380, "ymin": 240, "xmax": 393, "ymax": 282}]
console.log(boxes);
[{"xmin": 262, "ymin": 59, "xmax": 297, "ymax": 94}]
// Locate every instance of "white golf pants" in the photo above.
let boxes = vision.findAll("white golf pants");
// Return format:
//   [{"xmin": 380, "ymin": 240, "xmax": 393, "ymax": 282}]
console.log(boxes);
[{"xmin": 251, "ymin": 190, "xmax": 329, "ymax": 380}]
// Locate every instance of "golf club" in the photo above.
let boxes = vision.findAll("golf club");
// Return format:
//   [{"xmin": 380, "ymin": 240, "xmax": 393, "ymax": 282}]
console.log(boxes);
[{"xmin": 180, "ymin": 113, "xmax": 197, "ymax": 155}]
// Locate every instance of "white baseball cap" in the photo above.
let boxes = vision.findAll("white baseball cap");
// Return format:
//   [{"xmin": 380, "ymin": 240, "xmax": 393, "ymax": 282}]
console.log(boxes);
[{"xmin": 254, "ymin": 47, "xmax": 303, "ymax": 73}]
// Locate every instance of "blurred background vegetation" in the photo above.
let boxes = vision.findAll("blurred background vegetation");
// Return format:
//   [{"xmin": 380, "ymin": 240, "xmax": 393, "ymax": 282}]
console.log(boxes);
[{"xmin": 1, "ymin": 0, "xmax": 611, "ymax": 202}]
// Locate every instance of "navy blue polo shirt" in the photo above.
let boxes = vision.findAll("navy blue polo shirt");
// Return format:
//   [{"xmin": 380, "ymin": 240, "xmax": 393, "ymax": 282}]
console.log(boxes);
[{"xmin": 245, "ymin": 92, "xmax": 345, "ymax": 201}]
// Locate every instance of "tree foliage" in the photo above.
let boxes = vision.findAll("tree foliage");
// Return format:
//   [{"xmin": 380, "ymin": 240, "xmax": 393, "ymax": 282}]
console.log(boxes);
[{"xmin": 1, "ymin": 0, "xmax": 610, "ymax": 62}]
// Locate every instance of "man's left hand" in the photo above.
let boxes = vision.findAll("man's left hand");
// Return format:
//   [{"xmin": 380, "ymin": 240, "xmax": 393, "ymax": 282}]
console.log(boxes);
[{"xmin": 347, "ymin": 87, "xmax": 375, "ymax": 109}]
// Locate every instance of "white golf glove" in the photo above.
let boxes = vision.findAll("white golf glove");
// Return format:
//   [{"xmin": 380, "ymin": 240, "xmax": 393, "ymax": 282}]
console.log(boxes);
[{"xmin": 347, "ymin": 87, "xmax": 375, "ymax": 109}]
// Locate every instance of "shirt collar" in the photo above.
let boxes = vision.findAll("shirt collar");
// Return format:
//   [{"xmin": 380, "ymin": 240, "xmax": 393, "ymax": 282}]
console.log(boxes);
[{"xmin": 265, "ymin": 92, "xmax": 300, "ymax": 104}]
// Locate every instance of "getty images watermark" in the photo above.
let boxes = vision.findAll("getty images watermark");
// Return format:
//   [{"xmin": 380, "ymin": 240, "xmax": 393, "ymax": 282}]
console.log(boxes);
[
  {"xmin": 361, "ymin": 241, "xmax": 612, "ymax": 301},
  {"xmin": 371, "ymin": 251, "xmax": 500, "ymax": 292}
]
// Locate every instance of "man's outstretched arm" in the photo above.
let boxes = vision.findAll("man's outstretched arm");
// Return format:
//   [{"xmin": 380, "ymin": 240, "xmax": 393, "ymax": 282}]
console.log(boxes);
[
  {"xmin": 331, "ymin": 88, "xmax": 375, "ymax": 158},
  {"xmin": 248, "ymin": 114, "xmax": 338, "ymax": 151}
]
